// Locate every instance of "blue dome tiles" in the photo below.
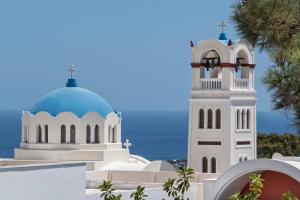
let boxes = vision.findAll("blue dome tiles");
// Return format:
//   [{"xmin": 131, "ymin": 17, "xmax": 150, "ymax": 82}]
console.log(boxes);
[{"xmin": 30, "ymin": 82, "xmax": 114, "ymax": 118}]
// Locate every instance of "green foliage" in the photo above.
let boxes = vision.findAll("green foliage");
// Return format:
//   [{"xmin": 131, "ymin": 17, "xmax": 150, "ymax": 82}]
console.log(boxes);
[
  {"xmin": 282, "ymin": 191, "xmax": 299, "ymax": 200},
  {"xmin": 130, "ymin": 185, "xmax": 148, "ymax": 200},
  {"xmin": 97, "ymin": 180, "xmax": 122, "ymax": 200},
  {"xmin": 232, "ymin": 0, "xmax": 300, "ymax": 131},
  {"xmin": 229, "ymin": 174, "xmax": 264, "ymax": 200},
  {"xmin": 163, "ymin": 167, "xmax": 194, "ymax": 200},
  {"xmin": 257, "ymin": 133, "xmax": 300, "ymax": 158}
]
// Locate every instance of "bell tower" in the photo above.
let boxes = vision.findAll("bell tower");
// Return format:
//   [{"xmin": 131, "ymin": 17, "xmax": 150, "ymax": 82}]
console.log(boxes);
[{"xmin": 187, "ymin": 26, "xmax": 256, "ymax": 173}]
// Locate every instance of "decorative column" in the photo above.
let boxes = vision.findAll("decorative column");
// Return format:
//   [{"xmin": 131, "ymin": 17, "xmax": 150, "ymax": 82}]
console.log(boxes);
[
  {"xmin": 192, "ymin": 68, "xmax": 201, "ymax": 89},
  {"xmin": 248, "ymin": 68, "xmax": 254, "ymax": 90}
]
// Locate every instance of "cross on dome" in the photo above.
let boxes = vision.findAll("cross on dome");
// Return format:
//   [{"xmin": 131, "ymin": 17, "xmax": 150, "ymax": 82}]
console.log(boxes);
[
  {"xmin": 219, "ymin": 20, "xmax": 227, "ymax": 33},
  {"xmin": 68, "ymin": 64, "xmax": 77, "ymax": 79},
  {"xmin": 123, "ymin": 139, "xmax": 132, "ymax": 150}
]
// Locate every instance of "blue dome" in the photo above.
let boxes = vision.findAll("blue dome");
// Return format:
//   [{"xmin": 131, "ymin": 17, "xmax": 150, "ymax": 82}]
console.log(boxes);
[{"xmin": 30, "ymin": 79, "xmax": 114, "ymax": 117}]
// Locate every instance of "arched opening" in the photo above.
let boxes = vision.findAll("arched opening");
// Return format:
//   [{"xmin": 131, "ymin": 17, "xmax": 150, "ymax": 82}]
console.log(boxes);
[
  {"xmin": 241, "ymin": 109, "xmax": 245, "ymax": 129},
  {"xmin": 199, "ymin": 109, "xmax": 205, "ymax": 129},
  {"xmin": 235, "ymin": 50, "xmax": 249, "ymax": 79},
  {"xmin": 200, "ymin": 50, "xmax": 222, "ymax": 79},
  {"xmin": 94, "ymin": 125, "xmax": 99, "ymax": 143},
  {"xmin": 70, "ymin": 125, "xmax": 76, "ymax": 144},
  {"xmin": 216, "ymin": 109, "xmax": 221, "ymax": 129},
  {"xmin": 213, "ymin": 160, "xmax": 300, "ymax": 200},
  {"xmin": 244, "ymin": 156, "xmax": 248, "ymax": 161},
  {"xmin": 44, "ymin": 125, "xmax": 48, "ymax": 143},
  {"xmin": 112, "ymin": 126, "xmax": 116, "ymax": 143},
  {"xmin": 239, "ymin": 156, "xmax": 243, "ymax": 163},
  {"xmin": 37, "ymin": 125, "xmax": 42, "ymax": 143},
  {"xmin": 86, "ymin": 125, "xmax": 91, "ymax": 144},
  {"xmin": 207, "ymin": 109, "xmax": 213, "ymax": 129},
  {"xmin": 246, "ymin": 109, "xmax": 250, "ymax": 129},
  {"xmin": 24, "ymin": 126, "xmax": 28, "ymax": 143},
  {"xmin": 61, "ymin": 125, "xmax": 66, "ymax": 144},
  {"xmin": 240, "ymin": 171, "xmax": 300, "ymax": 200},
  {"xmin": 211, "ymin": 157, "xmax": 216, "ymax": 173},
  {"xmin": 202, "ymin": 157, "xmax": 208, "ymax": 173},
  {"xmin": 237, "ymin": 109, "xmax": 240, "ymax": 129}
]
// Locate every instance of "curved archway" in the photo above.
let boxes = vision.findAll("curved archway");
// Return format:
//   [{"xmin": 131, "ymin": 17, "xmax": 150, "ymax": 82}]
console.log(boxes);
[
  {"xmin": 197, "ymin": 40, "xmax": 229, "ymax": 64},
  {"xmin": 210, "ymin": 160, "xmax": 300, "ymax": 200}
]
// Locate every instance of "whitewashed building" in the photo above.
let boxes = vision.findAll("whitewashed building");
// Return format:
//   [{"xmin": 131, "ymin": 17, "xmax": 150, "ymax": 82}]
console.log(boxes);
[
  {"xmin": 187, "ymin": 28, "xmax": 257, "ymax": 173},
  {"xmin": 14, "ymin": 67, "xmax": 151, "ymax": 171}
]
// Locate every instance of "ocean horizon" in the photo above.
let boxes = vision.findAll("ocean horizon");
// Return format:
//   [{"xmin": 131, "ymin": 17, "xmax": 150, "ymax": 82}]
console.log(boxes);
[{"xmin": 0, "ymin": 110, "xmax": 296, "ymax": 160}]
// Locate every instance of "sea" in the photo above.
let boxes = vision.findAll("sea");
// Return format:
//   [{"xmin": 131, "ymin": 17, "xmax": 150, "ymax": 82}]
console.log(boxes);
[{"xmin": 0, "ymin": 110, "xmax": 296, "ymax": 161}]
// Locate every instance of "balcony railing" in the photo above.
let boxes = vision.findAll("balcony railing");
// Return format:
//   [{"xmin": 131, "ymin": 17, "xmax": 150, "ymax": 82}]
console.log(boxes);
[
  {"xmin": 199, "ymin": 78, "xmax": 222, "ymax": 90},
  {"xmin": 234, "ymin": 78, "xmax": 248, "ymax": 89}
]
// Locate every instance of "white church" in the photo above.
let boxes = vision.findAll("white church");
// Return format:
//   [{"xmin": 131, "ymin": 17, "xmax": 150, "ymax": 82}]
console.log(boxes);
[
  {"xmin": 14, "ymin": 65, "xmax": 158, "ymax": 171},
  {"xmin": 0, "ymin": 25, "xmax": 299, "ymax": 200}
]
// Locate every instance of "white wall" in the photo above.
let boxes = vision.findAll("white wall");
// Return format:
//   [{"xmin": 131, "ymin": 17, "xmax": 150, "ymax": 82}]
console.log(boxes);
[
  {"xmin": 21, "ymin": 111, "xmax": 121, "ymax": 145},
  {"xmin": 0, "ymin": 162, "xmax": 86, "ymax": 200}
]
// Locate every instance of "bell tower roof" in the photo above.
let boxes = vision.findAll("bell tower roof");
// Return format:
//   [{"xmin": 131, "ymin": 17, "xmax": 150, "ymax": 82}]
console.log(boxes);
[{"xmin": 218, "ymin": 20, "xmax": 228, "ymax": 40}]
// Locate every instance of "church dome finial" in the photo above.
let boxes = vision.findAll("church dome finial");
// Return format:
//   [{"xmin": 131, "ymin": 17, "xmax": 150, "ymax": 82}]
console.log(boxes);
[
  {"xmin": 218, "ymin": 20, "xmax": 228, "ymax": 40},
  {"xmin": 66, "ymin": 64, "xmax": 78, "ymax": 87}
]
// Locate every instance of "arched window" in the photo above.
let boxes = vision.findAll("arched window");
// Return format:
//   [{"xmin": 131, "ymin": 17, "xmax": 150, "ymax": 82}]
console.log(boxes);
[
  {"xmin": 94, "ymin": 125, "xmax": 99, "ymax": 143},
  {"xmin": 239, "ymin": 156, "xmax": 243, "ymax": 163},
  {"xmin": 211, "ymin": 157, "xmax": 216, "ymax": 173},
  {"xmin": 86, "ymin": 125, "xmax": 91, "ymax": 144},
  {"xmin": 237, "ymin": 109, "xmax": 240, "ymax": 129},
  {"xmin": 37, "ymin": 125, "xmax": 42, "ymax": 143},
  {"xmin": 24, "ymin": 126, "xmax": 28, "ymax": 143},
  {"xmin": 241, "ymin": 109, "xmax": 245, "ymax": 129},
  {"xmin": 199, "ymin": 109, "xmax": 204, "ymax": 129},
  {"xmin": 70, "ymin": 125, "xmax": 76, "ymax": 144},
  {"xmin": 61, "ymin": 125, "xmax": 66, "ymax": 144},
  {"xmin": 247, "ymin": 109, "xmax": 250, "ymax": 129},
  {"xmin": 44, "ymin": 125, "xmax": 48, "ymax": 143},
  {"xmin": 202, "ymin": 157, "xmax": 208, "ymax": 173},
  {"xmin": 112, "ymin": 126, "xmax": 116, "ymax": 143},
  {"xmin": 244, "ymin": 156, "xmax": 248, "ymax": 161},
  {"xmin": 216, "ymin": 109, "xmax": 221, "ymax": 129},
  {"xmin": 207, "ymin": 109, "xmax": 213, "ymax": 129}
]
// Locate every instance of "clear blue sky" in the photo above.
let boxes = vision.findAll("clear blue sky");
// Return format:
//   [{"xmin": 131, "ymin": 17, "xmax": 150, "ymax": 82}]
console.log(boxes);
[{"xmin": 0, "ymin": 0, "xmax": 273, "ymax": 111}]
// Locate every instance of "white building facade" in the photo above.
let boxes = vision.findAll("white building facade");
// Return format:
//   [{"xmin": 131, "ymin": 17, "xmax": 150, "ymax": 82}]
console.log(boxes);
[
  {"xmin": 187, "ymin": 33, "xmax": 257, "ymax": 173},
  {"xmin": 15, "ymin": 76, "xmax": 129, "ymax": 166}
]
